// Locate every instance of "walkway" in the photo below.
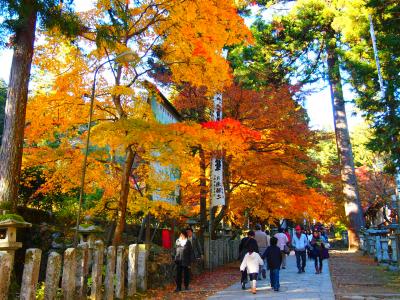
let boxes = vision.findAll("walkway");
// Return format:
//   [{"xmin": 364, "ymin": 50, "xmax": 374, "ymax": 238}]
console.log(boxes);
[{"xmin": 208, "ymin": 253, "xmax": 334, "ymax": 300}]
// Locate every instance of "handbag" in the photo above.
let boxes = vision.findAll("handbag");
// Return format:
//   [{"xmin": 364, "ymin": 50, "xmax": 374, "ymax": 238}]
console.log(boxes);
[
  {"xmin": 283, "ymin": 244, "xmax": 290, "ymax": 254},
  {"xmin": 322, "ymin": 248, "xmax": 330, "ymax": 259}
]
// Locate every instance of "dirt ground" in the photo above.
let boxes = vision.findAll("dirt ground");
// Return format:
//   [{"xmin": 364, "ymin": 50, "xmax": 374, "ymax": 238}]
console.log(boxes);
[
  {"xmin": 137, "ymin": 262, "xmax": 241, "ymax": 300},
  {"xmin": 329, "ymin": 250, "xmax": 400, "ymax": 300}
]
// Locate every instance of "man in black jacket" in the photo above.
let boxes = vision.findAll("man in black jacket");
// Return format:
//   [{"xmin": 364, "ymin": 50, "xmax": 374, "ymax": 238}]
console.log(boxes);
[
  {"xmin": 186, "ymin": 227, "xmax": 202, "ymax": 260},
  {"xmin": 262, "ymin": 237, "xmax": 282, "ymax": 292},
  {"xmin": 238, "ymin": 230, "xmax": 259, "ymax": 289}
]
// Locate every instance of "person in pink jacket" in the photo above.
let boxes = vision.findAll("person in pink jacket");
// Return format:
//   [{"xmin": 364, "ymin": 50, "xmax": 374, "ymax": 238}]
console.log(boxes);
[{"xmin": 274, "ymin": 228, "xmax": 289, "ymax": 269}]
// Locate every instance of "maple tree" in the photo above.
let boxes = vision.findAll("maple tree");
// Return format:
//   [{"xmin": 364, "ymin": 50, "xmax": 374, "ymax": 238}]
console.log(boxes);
[
  {"xmin": 173, "ymin": 83, "xmax": 337, "ymax": 237},
  {"xmin": 22, "ymin": 0, "xmax": 252, "ymax": 245}
]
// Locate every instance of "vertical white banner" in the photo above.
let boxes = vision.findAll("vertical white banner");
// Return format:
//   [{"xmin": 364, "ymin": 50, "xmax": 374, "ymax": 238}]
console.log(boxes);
[{"xmin": 211, "ymin": 93, "xmax": 225, "ymax": 207}]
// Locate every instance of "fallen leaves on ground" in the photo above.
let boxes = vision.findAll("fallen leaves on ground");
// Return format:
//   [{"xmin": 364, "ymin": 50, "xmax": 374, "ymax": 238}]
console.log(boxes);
[
  {"xmin": 140, "ymin": 262, "xmax": 240, "ymax": 299},
  {"xmin": 329, "ymin": 250, "xmax": 400, "ymax": 299}
]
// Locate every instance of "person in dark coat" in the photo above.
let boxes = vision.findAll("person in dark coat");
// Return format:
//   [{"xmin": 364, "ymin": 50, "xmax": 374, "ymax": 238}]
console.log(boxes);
[
  {"xmin": 174, "ymin": 230, "xmax": 193, "ymax": 292},
  {"xmin": 262, "ymin": 236, "xmax": 282, "ymax": 292},
  {"xmin": 238, "ymin": 230, "xmax": 259, "ymax": 289},
  {"xmin": 186, "ymin": 227, "xmax": 202, "ymax": 260},
  {"xmin": 310, "ymin": 230, "xmax": 324, "ymax": 274}
]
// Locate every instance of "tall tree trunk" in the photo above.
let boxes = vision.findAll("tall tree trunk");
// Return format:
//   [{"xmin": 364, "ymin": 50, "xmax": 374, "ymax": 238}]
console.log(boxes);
[
  {"xmin": 145, "ymin": 213, "xmax": 151, "ymax": 244},
  {"xmin": 112, "ymin": 146, "xmax": 135, "ymax": 245},
  {"xmin": 199, "ymin": 146, "xmax": 207, "ymax": 247},
  {"xmin": 327, "ymin": 42, "xmax": 365, "ymax": 250},
  {"xmin": 0, "ymin": 2, "xmax": 37, "ymax": 211}
]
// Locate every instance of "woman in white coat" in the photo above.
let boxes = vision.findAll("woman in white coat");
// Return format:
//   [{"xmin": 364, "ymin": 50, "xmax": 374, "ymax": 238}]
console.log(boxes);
[{"xmin": 240, "ymin": 244, "xmax": 264, "ymax": 294}]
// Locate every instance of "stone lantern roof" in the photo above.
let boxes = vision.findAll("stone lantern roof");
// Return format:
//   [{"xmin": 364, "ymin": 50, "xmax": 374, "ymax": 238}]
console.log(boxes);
[{"xmin": 0, "ymin": 215, "xmax": 32, "ymax": 229}]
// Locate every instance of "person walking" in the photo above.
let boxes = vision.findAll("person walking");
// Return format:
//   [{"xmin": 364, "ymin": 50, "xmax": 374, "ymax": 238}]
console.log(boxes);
[
  {"xmin": 174, "ymin": 230, "xmax": 193, "ymax": 292},
  {"xmin": 307, "ymin": 230, "xmax": 313, "ymax": 260},
  {"xmin": 262, "ymin": 237, "xmax": 282, "ymax": 292},
  {"xmin": 240, "ymin": 243, "xmax": 264, "ymax": 294},
  {"xmin": 310, "ymin": 230, "xmax": 324, "ymax": 274},
  {"xmin": 292, "ymin": 225, "xmax": 308, "ymax": 273},
  {"xmin": 265, "ymin": 229, "xmax": 271, "ymax": 246},
  {"xmin": 186, "ymin": 227, "xmax": 202, "ymax": 260},
  {"xmin": 254, "ymin": 224, "xmax": 269, "ymax": 279},
  {"xmin": 274, "ymin": 228, "xmax": 289, "ymax": 269},
  {"xmin": 238, "ymin": 230, "xmax": 259, "ymax": 289}
]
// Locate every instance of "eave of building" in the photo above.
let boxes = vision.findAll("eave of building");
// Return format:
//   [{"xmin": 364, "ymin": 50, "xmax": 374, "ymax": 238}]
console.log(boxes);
[{"xmin": 144, "ymin": 80, "xmax": 183, "ymax": 122}]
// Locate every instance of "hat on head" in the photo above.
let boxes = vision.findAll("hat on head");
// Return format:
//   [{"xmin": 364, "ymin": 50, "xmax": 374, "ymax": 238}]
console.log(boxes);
[{"xmin": 295, "ymin": 225, "xmax": 301, "ymax": 231}]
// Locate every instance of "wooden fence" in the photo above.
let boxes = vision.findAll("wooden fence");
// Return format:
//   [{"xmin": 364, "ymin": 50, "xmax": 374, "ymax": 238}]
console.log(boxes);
[{"xmin": 0, "ymin": 241, "xmax": 149, "ymax": 300}]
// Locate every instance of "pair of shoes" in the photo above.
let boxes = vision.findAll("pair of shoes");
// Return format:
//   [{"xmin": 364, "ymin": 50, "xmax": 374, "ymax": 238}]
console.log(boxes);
[
  {"xmin": 174, "ymin": 288, "xmax": 181, "ymax": 292},
  {"xmin": 282, "ymin": 266, "xmax": 286, "ymax": 269},
  {"xmin": 297, "ymin": 270, "xmax": 302, "ymax": 274},
  {"xmin": 301, "ymin": 268, "xmax": 305, "ymax": 273},
  {"xmin": 241, "ymin": 282, "xmax": 246, "ymax": 290},
  {"xmin": 274, "ymin": 288, "xmax": 279, "ymax": 292},
  {"xmin": 251, "ymin": 288, "xmax": 256, "ymax": 294},
  {"xmin": 262, "ymin": 269, "xmax": 266, "ymax": 279}
]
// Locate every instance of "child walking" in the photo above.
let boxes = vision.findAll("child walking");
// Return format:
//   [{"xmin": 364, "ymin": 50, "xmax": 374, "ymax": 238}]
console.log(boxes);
[
  {"xmin": 239, "ymin": 244, "xmax": 264, "ymax": 294},
  {"xmin": 262, "ymin": 237, "xmax": 282, "ymax": 292}
]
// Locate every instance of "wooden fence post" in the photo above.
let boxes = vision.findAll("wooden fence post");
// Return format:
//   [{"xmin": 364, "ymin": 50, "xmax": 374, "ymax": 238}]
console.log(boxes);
[
  {"xmin": 44, "ymin": 252, "xmax": 62, "ymax": 300},
  {"xmin": 0, "ymin": 252, "xmax": 12, "ymax": 300},
  {"xmin": 20, "ymin": 249, "xmax": 42, "ymax": 300},
  {"xmin": 62, "ymin": 248, "xmax": 76, "ymax": 300}
]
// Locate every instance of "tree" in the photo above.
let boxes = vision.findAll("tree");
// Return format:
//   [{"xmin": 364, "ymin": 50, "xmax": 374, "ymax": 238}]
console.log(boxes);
[
  {"xmin": 0, "ymin": 0, "xmax": 80, "ymax": 210},
  {"xmin": 25, "ymin": 0, "xmax": 252, "ymax": 244},
  {"xmin": 174, "ymin": 83, "xmax": 337, "ymax": 237},
  {"xmin": 0, "ymin": 79, "xmax": 6, "ymax": 141},
  {"xmin": 335, "ymin": 0, "xmax": 400, "ymax": 173},
  {"xmin": 231, "ymin": 0, "xmax": 365, "ymax": 248}
]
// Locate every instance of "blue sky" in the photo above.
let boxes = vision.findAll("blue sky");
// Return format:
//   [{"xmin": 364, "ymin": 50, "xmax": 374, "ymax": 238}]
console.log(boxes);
[{"xmin": 0, "ymin": 0, "xmax": 363, "ymax": 131}]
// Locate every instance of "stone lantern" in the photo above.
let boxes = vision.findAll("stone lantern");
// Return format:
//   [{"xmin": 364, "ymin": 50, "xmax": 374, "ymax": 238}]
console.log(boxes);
[
  {"xmin": 0, "ymin": 215, "xmax": 31, "ymax": 264},
  {"xmin": 75, "ymin": 224, "xmax": 104, "ymax": 249}
]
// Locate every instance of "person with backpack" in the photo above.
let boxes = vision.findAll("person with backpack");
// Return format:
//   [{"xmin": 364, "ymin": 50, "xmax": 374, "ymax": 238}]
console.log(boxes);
[
  {"xmin": 174, "ymin": 230, "xmax": 193, "ymax": 292},
  {"xmin": 274, "ymin": 228, "xmax": 289, "ymax": 269},
  {"xmin": 238, "ymin": 230, "xmax": 259, "ymax": 289},
  {"xmin": 292, "ymin": 225, "xmax": 308, "ymax": 273},
  {"xmin": 254, "ymin": 224, "xmax": 269, "ymax": 279},
  {"xmin": 240, "ymin": 243, "xmax": 264, "ymax": 294},
  {"xmin": 262, "ymin": 237, "xmax": 282, "ymax": 292}
]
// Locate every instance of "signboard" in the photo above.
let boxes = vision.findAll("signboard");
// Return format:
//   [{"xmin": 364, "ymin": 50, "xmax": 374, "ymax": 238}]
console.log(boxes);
[{"xmin": 211, "ymin": 93, "xmax": 225, "ymax": 207}]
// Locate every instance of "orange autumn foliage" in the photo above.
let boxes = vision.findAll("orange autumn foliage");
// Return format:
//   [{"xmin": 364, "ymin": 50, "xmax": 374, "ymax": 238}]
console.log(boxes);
[
  {"xmin": 22, "ymin": 0, "xmax": 252, "ymax": 243},
  {"xmin": 174, "ymin": 83, "xmax": 337, "ymax": 225}
]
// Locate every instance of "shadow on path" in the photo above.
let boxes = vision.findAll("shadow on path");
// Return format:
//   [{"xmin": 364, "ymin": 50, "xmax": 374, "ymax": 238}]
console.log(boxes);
[{"xmin": 208, "ymin": 253, "xmax": 334, "ymax": 300}]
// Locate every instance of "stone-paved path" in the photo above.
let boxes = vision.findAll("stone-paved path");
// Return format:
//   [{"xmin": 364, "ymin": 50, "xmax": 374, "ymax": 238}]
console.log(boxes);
[{"xmin": 208, "ymin": 252, "xmax": 334, "ymax": 300}]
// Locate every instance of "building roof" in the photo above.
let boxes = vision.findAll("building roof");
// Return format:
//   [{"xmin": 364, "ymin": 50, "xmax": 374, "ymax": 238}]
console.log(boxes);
[{"xmin": 144, "ymin": 81, "xmax": 183, "ymax": 122}]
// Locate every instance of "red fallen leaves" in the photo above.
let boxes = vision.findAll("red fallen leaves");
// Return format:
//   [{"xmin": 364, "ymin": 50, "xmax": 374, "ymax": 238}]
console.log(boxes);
[{"xmin": 142, "ymin": 262, "xmax": 240, "ymax": 299}]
